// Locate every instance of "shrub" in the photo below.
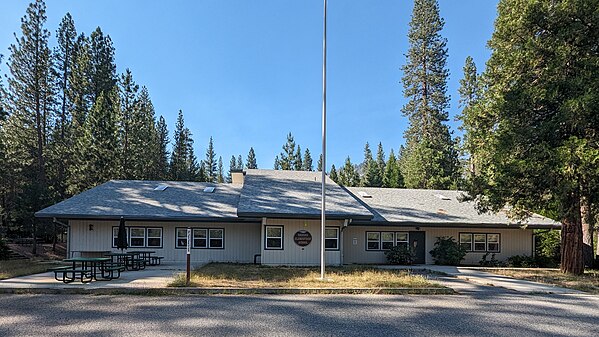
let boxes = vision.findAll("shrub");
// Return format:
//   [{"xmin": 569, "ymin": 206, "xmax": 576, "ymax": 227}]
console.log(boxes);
[
  {"xmin": 429, "ymin": 236, "xmax": 466, "ymax": 265},
  {"xmin": 0, "ymin": 238, "xmax": 10, "ymax": 260},
  {"xmin": 534, "ymin": 230, "xmax": 560, "ymax": 266},
  {"xmin": 507, "ymin": 255, "xmax": 540, "ymax": 268},
  {"xmin": 385, "ymin": 245, "xmax": 417, "ymax": 265},
  {"xmin": 479, "ymin": 252, "xmax": 503, "ymax": 267}
]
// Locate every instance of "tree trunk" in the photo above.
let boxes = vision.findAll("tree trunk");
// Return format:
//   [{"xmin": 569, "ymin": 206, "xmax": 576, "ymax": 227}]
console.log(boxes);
[
  {"xmin": 560, "ymin": 204, "xmax": 584, "ymax": 274},
  {"xmin": 52, "ymin": 222, "xmax": 57, "ymax": 252},
  {"xmin": 32, "ymin": 221, "xmax": 37, "ymax": 255},
  {"xmin": 580, "ymin": 194, "xmax": 594, "ymax": 268}
]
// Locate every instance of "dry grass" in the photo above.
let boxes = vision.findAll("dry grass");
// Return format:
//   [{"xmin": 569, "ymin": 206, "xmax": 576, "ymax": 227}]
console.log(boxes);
[
  {"xmin": 170, "ymin": 263, "xmax": 442, "ymax": 289},
  {"xmin": 0, "ymin": 260, "xmax": 65, "ymax": 280},
  {"xmin": 488, "ymin": 269, "xmax": 599, "ymax": 294}
]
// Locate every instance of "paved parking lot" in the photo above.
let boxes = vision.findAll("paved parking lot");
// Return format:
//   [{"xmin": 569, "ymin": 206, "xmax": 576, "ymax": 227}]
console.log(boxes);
[{"xmin": 0, "ymin": 292, "xmax": 598, "ymax": 337}]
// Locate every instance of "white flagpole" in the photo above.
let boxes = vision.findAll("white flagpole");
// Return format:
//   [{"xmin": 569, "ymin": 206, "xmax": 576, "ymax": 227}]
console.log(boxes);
[{"xmin": 320, "ymin": 0, "xmax": 327, "ymax": 280}]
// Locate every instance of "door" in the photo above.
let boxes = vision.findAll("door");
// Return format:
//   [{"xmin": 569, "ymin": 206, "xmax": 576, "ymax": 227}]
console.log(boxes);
[{"xmin": 409, "ymin": 231, "xmax": 426, "ymax": 264}]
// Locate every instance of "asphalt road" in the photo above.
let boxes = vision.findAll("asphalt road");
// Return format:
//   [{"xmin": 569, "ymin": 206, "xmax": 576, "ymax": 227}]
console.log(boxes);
[{"xmin": 0, "ymin": 293, "xmax": 598, "ymax": 336}]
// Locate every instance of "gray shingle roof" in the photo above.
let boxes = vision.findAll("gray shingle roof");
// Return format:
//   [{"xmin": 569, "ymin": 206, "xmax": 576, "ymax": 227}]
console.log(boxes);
[
  {"xmin": 237, "ymin": 169, "xmax": 373, "ymax": 219},
  {"xmin": 35, "ymin": 180, "xmax": 242, "ymax": 220},
  {"xmin": 346, "ymin": 187, "xmax": 560, "ymax": 229}
]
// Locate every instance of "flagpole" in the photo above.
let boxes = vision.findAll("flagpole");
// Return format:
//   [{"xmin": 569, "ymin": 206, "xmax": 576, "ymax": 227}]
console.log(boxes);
[{"xmin": 320, "ymin": 0, "xmax": 327, "ymax": 280}]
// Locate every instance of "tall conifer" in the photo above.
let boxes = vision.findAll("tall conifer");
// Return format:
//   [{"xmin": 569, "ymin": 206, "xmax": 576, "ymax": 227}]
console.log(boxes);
[{"xmin": 246, "ymin": 147, "xmax": 257, "ymax": 169}]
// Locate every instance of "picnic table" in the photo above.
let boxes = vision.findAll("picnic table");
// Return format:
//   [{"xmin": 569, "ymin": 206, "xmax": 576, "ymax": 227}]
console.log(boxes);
[
  {"xmin": 52, "ymin": 257, "xmax": 123, "ymax": 283},
  {"xmin": 128, "ymin": 250, "xmax": 164, "ymax": 266}
]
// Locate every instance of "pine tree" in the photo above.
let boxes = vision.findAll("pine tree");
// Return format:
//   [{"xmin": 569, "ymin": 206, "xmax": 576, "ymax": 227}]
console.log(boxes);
[
  {"xmin": 303, "ymin": 148, "xmax": 313, "ymax": 171},
  {"xmin": 376, "ymin": 142, "xmax": 386, "ymax": 173},
  {"xmin": 129, "ymin": 86, "xmax": 157, "ymax": 179},
  {"xmin": 118, "ymin": 69, "xmax": 139, "ymax": 179},
  {"xmin": 237, "ymin": 155, "xmax": 243, "ymax": 170},
  {"xmin": 317, "ymin": 154, "xmax": 322, "ymax": 172},
  {"xmin": 80, "ymin": 88, "xmax": 121, "ymax": 187},
  {"xmin": 204, "ymin": 136, "xmax": 217, "ymax": 182},
  {"xmin": 48, "ymin": 12, "xmax": 77, "ymax": 200},
  {"xmin": 329, "ymin": 164, "xmax": 338, "ymax": 183},
  {"xmin": 294, "ymin": 145, "xmax": 303, "ymax": 170},
  {"xmin": 228, "ymin": 155, "xmax": 236, "ymax": 182},
  {"xmin": 362, "ymin": 142, "xmax": 383, "ymax": 187},
  {"xmin": 457, "ymin": 56, "xmax": 482, "ymax": 178},
  {"xmin": 279, "ymin": 132, "xmax": 296, "ymax": 170},
  {"xmin": 187, "ymin": 139, "xmax": 199, "ymax": 181},
  {"xmin": 5, "ymin": 0, "xmax": 54, "ymax": 241},
  {"xmin": 217, "ymin": 156, "xmax": 224, "ymax": 183},
  {"xmin": 246, "ymin": 147, "xmax": 257, "ymax": 169},
  {"xmin": 338, "ymin": 157, "xmax": 360, "ymax": 187},
  {"xmin": 170, "ymin": 110, "xmax": 189, "ymax": 180},
  {"xmin": 383, "ymin": 149, "xmax": 404, "ymax": 188},
  {"xmin": 274, "ymin": 155, "xmax": 281, "ymax": 170},
  {"xmin": 154, "ymin": 115, "xmax": 169, "ymax": 180},
  {"xmin": 400, "ymin": 0, "xmax": 459, "ymax": 190},
  {"xmin": 89, "ymin": 27, "xmax": 116, "ymax": 102}
]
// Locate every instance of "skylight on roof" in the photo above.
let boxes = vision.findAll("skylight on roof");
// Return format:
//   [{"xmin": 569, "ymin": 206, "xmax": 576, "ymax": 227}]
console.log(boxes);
[
  {"xmin": 154, "ymin": 184, "xmax": 168, "ymax": 191},
  {"xmin": 203, "ymin": 187, "xmax": 215, "ymax": 193},
  {"xmin": 358, "ymin": 191, "xmax": 372, "ymax": 198},
  {"xmin": 434, "ymin": 193, "xmax": 451, "ymax": 200}
]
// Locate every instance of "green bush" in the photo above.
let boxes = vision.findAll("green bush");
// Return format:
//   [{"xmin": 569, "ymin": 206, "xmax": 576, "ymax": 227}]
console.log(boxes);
[
  {"xmin": 385, "ymin": 245, "xmax": 417, "ymax": 265},
  {"xmin": 506, "ymin": 255, "xmax": 541, "ymax": 267},
  {"xmin": 429, "ymin": 236, "xmax": 466, "ymax": 265},
  {"xmin": 534, "ymin": 230, "xmax": 560, "ymax": 266},
  {"xmin": 0, "ymin": 238, "xmax": 10, "ymax": 260}
]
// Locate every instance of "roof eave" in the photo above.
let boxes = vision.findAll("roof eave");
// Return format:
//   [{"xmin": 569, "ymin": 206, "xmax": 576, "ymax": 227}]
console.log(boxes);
[{"xmin": 349, "ymin": 220, "xmax": 561, "ymax": 229}]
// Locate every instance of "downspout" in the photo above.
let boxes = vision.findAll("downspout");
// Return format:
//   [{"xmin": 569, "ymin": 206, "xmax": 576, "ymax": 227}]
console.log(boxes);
[{"xmin": 340, "ymin": 219, "xmax": 351, "ymax": 265}]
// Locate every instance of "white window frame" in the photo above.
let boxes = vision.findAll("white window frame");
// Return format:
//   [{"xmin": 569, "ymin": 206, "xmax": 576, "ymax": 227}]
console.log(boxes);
[
  {"xmin": 146, "ymin": 228, "xmax": 163, "ymax": 248},
  {"xmin": 459, "ymin": 233, "xmax": 473, "ymax": 252},
  {"xmin": 176, "ymin": 228, "xmax": 188, "ymax": 249},
  {"xmin": 193, "ymin": 228, "xmax": 208, "ymax": 248},
  {"xmin": 129, "ymin": 227, "xmax": 146, "ymax": 248},
  {"xmin": 473, "ymin": 233, "xmax": 487, "ymax": 252},
  {"xmin": 381, "ymin": 232, "xmax": 395, "ymax": 250},
  {"xmin": 366, "ymin": 232, "xmax": 381, "ymax": 250},
  {"xmin": 265, "ymin": 226, "xmax": 283, "ymax": 250},
  {"xmin": 395, "ymin": 232, "xmax": 409, "ymax": 248},
  {"xmin": 324, "ymin": 227, "xmax": 340, "ymax": 251},
  {"xmin": 486, "ymin": 234, "xmax": 500, "ymax": 253},
  {"xmin": 112, "ymin": 227, "xmax": 130, "ymax": 248},
  {"xmin": 208, "ymin": 229, "xmax": 224, "ymax": 249}
]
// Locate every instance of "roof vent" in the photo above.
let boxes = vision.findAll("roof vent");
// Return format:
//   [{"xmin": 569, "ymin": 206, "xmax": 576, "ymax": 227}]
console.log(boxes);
[
  {"xmin": 434, "ymin": 193, "xmax": 451, "ymax": 200},
  {"xmin": 358, "ymin": 191, "xmax": 372, "ymax": 198},
  {"xmin": 203, "ymin": 186, "xmax": 215, "ymax": 193},
  {"xmin": 154, "ymin": 184, "xmax": 168, "ymax": 191}
]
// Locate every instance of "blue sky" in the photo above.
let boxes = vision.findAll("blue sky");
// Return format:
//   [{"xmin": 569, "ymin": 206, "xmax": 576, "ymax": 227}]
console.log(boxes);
[{"xmin": 0, "ymin": 0, "xmax": 498, "ymax": 170}]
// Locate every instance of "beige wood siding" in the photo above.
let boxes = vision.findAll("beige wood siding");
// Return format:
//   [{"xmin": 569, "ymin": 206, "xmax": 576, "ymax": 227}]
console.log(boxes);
[
  {"xmin": 68, "ymin": 220, "xmax": 261, "ymax": 263},
  {"xmin": 343, "ymin": 226, "xmax": 533, "ymax": 265},
  {"xmin": 261, "ymin": 218, "xmax": 343, "ymax": 266}
]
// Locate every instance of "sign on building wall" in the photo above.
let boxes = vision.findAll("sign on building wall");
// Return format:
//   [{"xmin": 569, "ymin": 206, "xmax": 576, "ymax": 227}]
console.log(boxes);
[{"xmin": 293, "ymin": 230, "xmax": 312, "ymax": 247}]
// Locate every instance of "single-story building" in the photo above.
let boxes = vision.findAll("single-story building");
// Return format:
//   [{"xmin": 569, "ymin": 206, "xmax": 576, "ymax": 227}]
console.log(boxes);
[{"xmin": 35, "ymin": 169, "xmax": 560, "ymax": 265}]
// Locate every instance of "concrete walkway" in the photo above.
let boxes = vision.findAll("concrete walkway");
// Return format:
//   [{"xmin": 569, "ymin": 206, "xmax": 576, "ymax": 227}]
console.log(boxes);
[
  {"xmin": 0, "ymin": 262, "xmax": 192, "ymax": 290},
  {"xmin": 379, "ymin": 265, "xmax": 582, "ymax": 294}
]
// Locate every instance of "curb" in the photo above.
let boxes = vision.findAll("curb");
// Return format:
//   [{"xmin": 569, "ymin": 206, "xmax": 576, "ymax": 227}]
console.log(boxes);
[{"xmin": 0, "ymin": 287, "xmax": 455, "ymax": 296}]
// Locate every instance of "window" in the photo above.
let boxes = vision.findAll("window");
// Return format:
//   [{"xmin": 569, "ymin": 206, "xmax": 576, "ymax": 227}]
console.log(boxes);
[
  {"xmin": 146, "ymin": 228, "xmax": 163, "ymax": 247},
  {"xmin": 129, "ymin": 227, "xmax": 145, "ymax": 247},
  {"xmin": 176, "ymin": 228, "xmax": 188, "ymax": 248},
  {"xmin": 459, "ymin": 233, "xmax": 473, "ymax": 251},
  {"xmin": 366, "ymin": 232, "xmax": 380, "ymax": 250},
  {"xmin": 460, "ymin": 233, "xmax": 501, "ymax": 253},
  {"xmin": 487, "ymin": 234, "xmax": 500, "ymax": 252},
  {"xmin": 381, "ymin": 232, "xmax": 395, "ymax": 250},
  {"xmin": 474, "ymin": 234, "xmax": 487, "ymax": 252},
  {"xmin": 265, "ymin": 226, "xmax": 283, "ymax": 249},
  {"xmin": 325, "ymin": 227, "xmax": 339, "ymax": 250},
  {"xmin": 112, "ymin": 227, "xmax": 162, "ymax": 248},
  {"xmin": 396, "ymin": 232, "xmax": 409, "ymax": 248},
  {"xmin": 209, "ymin": 229, "xmax": 224, "ymax": 248},
  {"xmin": 193, "ymin": 229, "xmax": 207, "ymax": 248}
]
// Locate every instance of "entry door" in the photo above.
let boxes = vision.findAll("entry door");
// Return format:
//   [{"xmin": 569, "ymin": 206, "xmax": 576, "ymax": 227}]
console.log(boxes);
[{"xmin": 409, "ymin": 231, "xmax": 426, "ymax": 264}]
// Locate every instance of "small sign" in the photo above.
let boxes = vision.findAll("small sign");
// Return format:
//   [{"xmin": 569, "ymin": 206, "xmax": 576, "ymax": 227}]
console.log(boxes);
[
  {"xmin": 186, "ymin": 228, "xmax": 191, "ymax": 255},
  {"xmin": 294, "ymin": 230, "xmax": 312, "ymax": 247}
]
